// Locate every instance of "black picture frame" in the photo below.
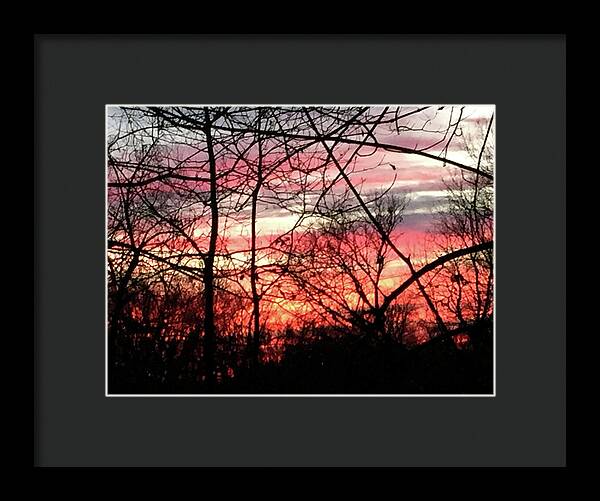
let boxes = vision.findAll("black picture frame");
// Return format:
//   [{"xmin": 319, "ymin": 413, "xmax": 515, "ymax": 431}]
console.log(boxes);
[{"xmin": 34, "ymin": 34, "xmax": 566, "ymax": 467}]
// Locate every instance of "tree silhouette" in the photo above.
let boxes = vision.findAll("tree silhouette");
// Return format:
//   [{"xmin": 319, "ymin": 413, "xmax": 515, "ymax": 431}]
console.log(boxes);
[{"xmin": 107, "ymin": 105, "xmax": 495, "ymax": 394}]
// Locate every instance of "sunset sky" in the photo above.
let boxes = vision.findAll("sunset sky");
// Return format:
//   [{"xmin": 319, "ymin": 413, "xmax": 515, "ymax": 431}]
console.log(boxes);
[
  {"xmin": 107, "ymin": 105, "xmax": 494, "ymax": 335},
  {"xmin": 211, "ymin": 105, "xmax": 493, "ymax": 300}
]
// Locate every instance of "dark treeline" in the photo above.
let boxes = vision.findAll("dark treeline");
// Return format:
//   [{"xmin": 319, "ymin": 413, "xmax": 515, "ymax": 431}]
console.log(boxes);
[
  {"xmin": 110, "ymin": 318, "xmax": 493, "ymax": 394},
  {"xmin": 107, "ymin": 106, "xmax": 494, "ymax": 394}
]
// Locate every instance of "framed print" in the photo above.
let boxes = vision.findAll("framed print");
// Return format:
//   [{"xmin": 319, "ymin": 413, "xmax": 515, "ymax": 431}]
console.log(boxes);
[
  {"xmin": 35, "ymin": 35, "xmax": 565, "ymax": 467},
  {"xmin": 105, "ymin": 104, "xmax": 495, "ymax": 397}
]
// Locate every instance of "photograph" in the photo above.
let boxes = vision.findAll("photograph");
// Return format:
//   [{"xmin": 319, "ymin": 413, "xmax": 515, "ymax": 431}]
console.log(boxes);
[{"xmin": 106, "ymin": 105, "xmax": 495, "ymax": 395}]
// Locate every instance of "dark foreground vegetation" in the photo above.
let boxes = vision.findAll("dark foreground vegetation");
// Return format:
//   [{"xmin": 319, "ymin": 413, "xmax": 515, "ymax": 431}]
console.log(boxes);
[{"xmin": 109, "ymin": 318, "xmax": 492, "ymax": 394}]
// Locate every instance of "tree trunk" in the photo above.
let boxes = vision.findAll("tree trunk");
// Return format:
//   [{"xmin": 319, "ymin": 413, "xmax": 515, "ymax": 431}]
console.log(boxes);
[
  {"xmin": 249, "ymin": 114, "xmax": 264, "ymax": 373},
  {"xmin": 203, "ymin": 108, "xmax": 218, "ymax": 389},
  {"xmin": 373, "ymin": 309, "xmax": 386, "ymax": 338},
  {"xmin": 249, "ymin": 187, "xmax": 261, "ymax": 371}
]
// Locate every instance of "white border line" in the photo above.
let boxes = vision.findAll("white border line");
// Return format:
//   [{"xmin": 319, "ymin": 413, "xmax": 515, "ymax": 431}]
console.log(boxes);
[{"xmin": 105, "ymin": 104, "xmax": 496, "ymax": 398}]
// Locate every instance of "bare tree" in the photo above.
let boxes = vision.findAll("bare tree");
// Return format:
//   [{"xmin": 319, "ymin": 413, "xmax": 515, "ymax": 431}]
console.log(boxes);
[
  {"xmin": 286, "ymin": 189, "xmax": 409, "ymax": 338},
  {"xmin": 434, "ymin": 113, "xmax": 494, "ymax": 341},
  {"xmin": 107, "ymin": 105, "xmax": 495, "ymax": 393}
]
